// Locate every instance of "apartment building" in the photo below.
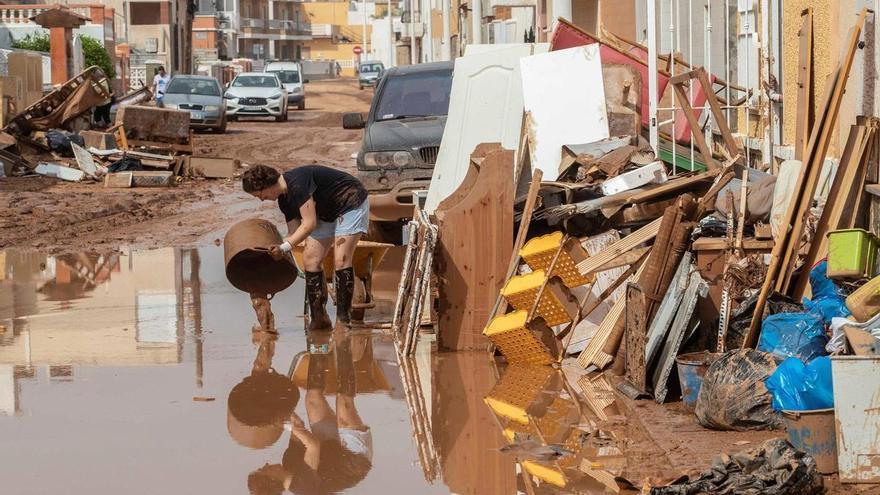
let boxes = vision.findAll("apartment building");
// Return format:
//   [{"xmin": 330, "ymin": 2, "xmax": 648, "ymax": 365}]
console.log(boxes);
[{"xmin": 193, "ymin": 0, "xmax": 311, "ymax": 61}]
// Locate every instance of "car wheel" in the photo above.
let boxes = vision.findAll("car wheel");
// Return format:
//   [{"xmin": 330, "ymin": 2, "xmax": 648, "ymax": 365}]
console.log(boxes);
[
  {"xmin": 216, "ymin": 117, "xmax": 227, "ymax": 133},
  {"xmin": 298, "ymin": 100, "xmax": 305, "ymax": 111},
  {"xmin": 229, "ymin": 115, "xmax": 237, "ymax": 122},
  {"xmin": 359, "ymin": 85, "xmax": 363, "ymax": 90}
]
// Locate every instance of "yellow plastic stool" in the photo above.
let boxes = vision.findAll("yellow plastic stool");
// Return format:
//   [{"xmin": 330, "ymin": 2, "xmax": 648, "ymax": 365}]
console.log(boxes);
[
  {"xmin": 484, "ymin": 311, "xmax": 557, "ymax": 366},
  {"xmin": 501, "ymin": 270, "xmax": 579, "ymax": 326}
]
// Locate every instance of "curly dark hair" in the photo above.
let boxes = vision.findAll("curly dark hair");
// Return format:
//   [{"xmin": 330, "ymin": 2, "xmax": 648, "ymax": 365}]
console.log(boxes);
[{"xmin": 243, "ymin": 164, "xmax": 281, "ymax": 193}]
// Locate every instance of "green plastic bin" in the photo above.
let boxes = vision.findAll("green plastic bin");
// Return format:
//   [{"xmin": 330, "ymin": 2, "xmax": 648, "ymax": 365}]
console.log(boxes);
[{"xmin": 827, "ymin": 228, "xmax": 879, "ymax": 279}]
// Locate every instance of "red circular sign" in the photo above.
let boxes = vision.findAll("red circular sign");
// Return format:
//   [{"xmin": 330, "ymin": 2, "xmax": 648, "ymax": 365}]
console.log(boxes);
[{"xmin": 353, "ymin": 46, "xmax": 363, "ymax": 54}]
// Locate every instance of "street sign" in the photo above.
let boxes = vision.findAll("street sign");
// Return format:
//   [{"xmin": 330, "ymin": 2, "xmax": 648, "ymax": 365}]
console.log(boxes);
[{"xmin": 353, "ymin": 46, "xmax": 363, "ymax": 55}]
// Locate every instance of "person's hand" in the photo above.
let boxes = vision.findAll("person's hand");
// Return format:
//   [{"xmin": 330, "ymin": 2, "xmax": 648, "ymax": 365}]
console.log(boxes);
[{"xmin": 268, "ymin": 245, "xmax": 284, "ymax": 261}]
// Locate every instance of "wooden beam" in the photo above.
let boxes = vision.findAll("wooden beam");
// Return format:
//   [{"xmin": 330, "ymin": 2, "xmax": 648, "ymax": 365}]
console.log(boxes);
[
  {"xmin": 671, "ymin": 77, "xmax": 717, "ymax": 169},
  {"xmin": 795, "ymin": 9, "xmax": 814, "ymax": 161},
  {"xmin": 576, "ymin": 217, "xmax": 662, "ymax": 275}
]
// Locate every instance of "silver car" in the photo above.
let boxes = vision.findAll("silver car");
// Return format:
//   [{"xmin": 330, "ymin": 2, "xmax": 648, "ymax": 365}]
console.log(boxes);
[
  {"xmin": 162, "ymin": 75, "xmax": 227, "ymax": 133},
  {"xmin": 224, "ymin": 72, "xmax": 289, "ymax": 122}
]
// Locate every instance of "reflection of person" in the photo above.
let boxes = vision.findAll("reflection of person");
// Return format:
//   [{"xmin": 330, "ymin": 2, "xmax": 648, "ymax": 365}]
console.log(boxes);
[
  {"xmin": 152, "ymin": 66, "xmax": 170, "ymax": 107},
  {"xmin": 242, "ymin": 164, "xmax": 369, "ymax": 329},
  {"xmin": 227, "ymin": 332, "xmax": 300, "ymax": 450},
  {"xmin": 248, "ymin": 324, "xmax": 373, "ymax": 494}
]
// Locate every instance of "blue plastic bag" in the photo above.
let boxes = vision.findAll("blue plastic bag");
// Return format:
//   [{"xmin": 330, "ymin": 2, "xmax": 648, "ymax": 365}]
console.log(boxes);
[
  {"xmin": 803, "ymin": 260, "xmax": 851, "ymax": 324},
  {"xmin": 765, "ymin": 356, "xmax": 834, "ymax": 411},
  {"xmin": 757, "ymin": 312, "xmax": 828, "ymax": 361}
]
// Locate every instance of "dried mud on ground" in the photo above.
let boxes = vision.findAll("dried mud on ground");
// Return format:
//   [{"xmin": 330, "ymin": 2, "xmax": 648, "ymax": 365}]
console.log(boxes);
[{"xmin": 0, "ymin": 79, "xmax": 373, "ymax": 254}]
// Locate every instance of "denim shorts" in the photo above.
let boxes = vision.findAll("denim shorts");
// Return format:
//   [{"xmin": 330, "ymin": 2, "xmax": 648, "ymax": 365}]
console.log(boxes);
[{"xmin": 310, "ymin": 199, "xmax": 370, "ymax": 240}]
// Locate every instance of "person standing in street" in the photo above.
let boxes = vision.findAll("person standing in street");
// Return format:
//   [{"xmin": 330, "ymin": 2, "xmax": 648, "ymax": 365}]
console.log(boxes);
[
  {"xmin": 242, "ymin": 164, "xmax": 369, "ymax": 329},
  {"xmin": 152, "ymin": 66, "xmax": 170, "ymax": 107}
]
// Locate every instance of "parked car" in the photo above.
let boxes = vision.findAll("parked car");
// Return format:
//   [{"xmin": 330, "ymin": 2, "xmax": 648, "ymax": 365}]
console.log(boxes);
[
  {"xmin": 343, "ymin": 61, "xmax": 454, "ymax": 241},
  {"xmin": 265, "ymin": 61, "xmax": 307, "ymax": 110},
  {"xmin": 357, "ymin": 61, "xmax": 385, "ymax": 90},
  {"xmin": 151, "ymin": 75, "xmax": 228, "ymax": 133},
  {"xmin": 224, "ymin": 72, "xmax": 289, "ymax": 122}
]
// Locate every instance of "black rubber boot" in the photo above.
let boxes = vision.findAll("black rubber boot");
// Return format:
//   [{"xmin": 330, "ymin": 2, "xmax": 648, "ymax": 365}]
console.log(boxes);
[
  {"xmin": 305, "ymin": 270, "xmax": 332, "ymax": 331},
  {"xmin": 334, "ymin": 267, "xmax": 355, "ymax": 324}
]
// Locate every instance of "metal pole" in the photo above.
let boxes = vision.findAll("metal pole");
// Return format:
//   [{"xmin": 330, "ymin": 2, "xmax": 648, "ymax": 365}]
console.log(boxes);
[
  {"xmin": 441, "ymin": 0, "xmax": 450, "ymax": 60},
  {"xmin": 388, "ymin": 0, "xmax": 394, "ymax": 66},
  {"xmin": 362, "ymin": 0, "xmax": 367, "ymax": 58},
  {"xmin": 647, "ymin": 0, "xmax": 659, "ymax": 153},
  {"xmin": 471, "ymin": 0, "xmax": 482, "ymax": 45},
  {"xmin": 410, "ymin": 0, "xmax": 417, "ymax": 63}
]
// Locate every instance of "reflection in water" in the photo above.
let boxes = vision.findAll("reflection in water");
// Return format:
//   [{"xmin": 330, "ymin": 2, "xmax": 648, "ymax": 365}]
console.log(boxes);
[
  {"xmin": 238, "ymin": 324, "xmax": 376, "ymax": 494},
  {"xmin": 483, "ymin": 365, "xmax": 627, "ymax": 494},
  {"xmin": 0, "ymin": 248, "xmax": 203, "ymax": 416}
]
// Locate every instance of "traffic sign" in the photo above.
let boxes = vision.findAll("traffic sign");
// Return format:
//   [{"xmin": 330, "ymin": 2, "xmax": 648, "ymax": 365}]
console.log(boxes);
[{"xmin": 353, "ymin": 46, "xmax": 363, "ymax": 55}]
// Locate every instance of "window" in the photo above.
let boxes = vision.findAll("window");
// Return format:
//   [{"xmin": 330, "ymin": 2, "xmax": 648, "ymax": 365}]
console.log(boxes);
[
  {"xmin": 268, "ymin": 70, "xmax": 300, "ymax": 83},
  {"xmin": 130, "ymin": 2, "xmax": 164, "ymax": 25},
  {"xmin": 165, "ymin": 77, "xmax": 221, "ymax": 96},
  {"xmin": 232, "ymin": 75, "xmax": 279, "ymax": 88},
  {"xmin": 375, "ymin": 70, "xmax": 453, "ymax": 121}
]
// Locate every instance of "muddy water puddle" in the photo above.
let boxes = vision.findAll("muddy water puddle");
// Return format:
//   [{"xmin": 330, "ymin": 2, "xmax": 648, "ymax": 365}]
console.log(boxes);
[{"xmin": 0, "ymin": 246, "xmax": 629, "ymax": 494}]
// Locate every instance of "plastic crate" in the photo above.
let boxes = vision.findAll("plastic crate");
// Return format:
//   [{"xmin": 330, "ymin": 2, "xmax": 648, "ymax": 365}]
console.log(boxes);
[
  {"xmin": 520, "ymin": 231, "xmax": 593, "ymax": 288},
  {"xmin": 501, "ymin": 270, "xmax": 578, "ymax": 326},
  {"xmin": 827, "ymin": 228, "xmax": 879, "ymax": 279}
]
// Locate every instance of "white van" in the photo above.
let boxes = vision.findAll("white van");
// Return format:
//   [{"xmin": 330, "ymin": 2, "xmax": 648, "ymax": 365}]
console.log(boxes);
[{"xmin": 264, "ymin": 61, "xmax": 306, "ymax": 110}]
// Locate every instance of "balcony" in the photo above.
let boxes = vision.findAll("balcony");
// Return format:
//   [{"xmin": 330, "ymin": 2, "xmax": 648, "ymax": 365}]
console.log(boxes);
[
  {"xmin": 0, "ymin": 6, "xmax": 92, "ymax": 24},
  {"xmin": 394, "ymin": 20, "xmax": 424, "ymax": 38},
  {"xmin": 310, "ymin": 23, "xmax": 336, "ymax": 38},
  {"xmin": 240, "ymin": 17, "xmax": 266, "ymax": 28},
  {"xmin": 267, "ymin": 18, "xmax": 311, "ymax": 33}
]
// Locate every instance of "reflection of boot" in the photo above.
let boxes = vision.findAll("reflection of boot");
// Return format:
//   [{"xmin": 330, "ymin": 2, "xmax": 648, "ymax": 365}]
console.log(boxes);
[
  {"xmin": 335, "ymin": 267, "xmax": 355, "ymax": 324},
  {"xmin": 305, "ymin": 270, "xmax": 332, "ymax": 330}
]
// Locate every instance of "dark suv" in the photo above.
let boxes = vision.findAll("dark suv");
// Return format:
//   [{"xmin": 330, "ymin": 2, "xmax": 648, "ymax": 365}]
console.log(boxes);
[{"xmin": 343, "ymin": 61, "xmax": 454, "ymax": 236}]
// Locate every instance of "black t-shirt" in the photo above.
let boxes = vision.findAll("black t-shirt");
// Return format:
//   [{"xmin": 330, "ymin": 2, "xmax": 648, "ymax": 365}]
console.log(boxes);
[{"xmin": 278, "ymin": 165, "xmax": 368, "ymax": 223}]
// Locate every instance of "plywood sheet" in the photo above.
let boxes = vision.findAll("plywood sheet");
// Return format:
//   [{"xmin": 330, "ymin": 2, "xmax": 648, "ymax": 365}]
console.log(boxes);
[{"xmin": 520, "ymin": 44, "xmax": 610, "ymax": 181}]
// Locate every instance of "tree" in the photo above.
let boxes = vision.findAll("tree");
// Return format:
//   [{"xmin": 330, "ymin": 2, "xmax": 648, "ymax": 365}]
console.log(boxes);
[{"xmin": 11, "ymin": 32, "xmax": 115, "ymax": 79}]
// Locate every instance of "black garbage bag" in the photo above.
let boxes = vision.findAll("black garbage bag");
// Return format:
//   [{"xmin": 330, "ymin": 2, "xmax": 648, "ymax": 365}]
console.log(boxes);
[
  {"xmin": 46, "ymin": 130, "xmax": 85, "ymax": 157},
  {"xmin": 108, "ymin": 156, "xmax": 143, "ymax": 173},
  {"xmin": 724, "ymin": 292, "xmax": 802, "ymax": 350},
  {"xmin": 695, "ymin": 349, "xmax": 783, "ymax": 431},
  {"xmin": 649, "ymin": 438, "xmax": 823, "ymax": 495}
]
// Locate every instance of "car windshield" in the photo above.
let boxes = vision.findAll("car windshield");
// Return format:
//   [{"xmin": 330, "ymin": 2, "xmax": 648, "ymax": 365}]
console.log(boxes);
[
  {"xmin": 166, "ymin": 78, "xmax": 220, "ymax": 96},
  {"xmin": 232, "ymin": 75, "xmax": 279, "ymax": 88},
  {"xmin": 269, "ymin": 70, "xmax": 300, "ymax": 83},
  {"xmin": 374, "ymin": 70, "xmax": 452, "ymax": 121},
  {"xmin": 360, "ymin": 64, "xmax": 383, "ymax": 73}
]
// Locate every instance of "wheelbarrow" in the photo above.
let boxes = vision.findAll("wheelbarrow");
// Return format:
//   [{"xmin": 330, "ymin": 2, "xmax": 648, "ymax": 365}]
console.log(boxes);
[{"xmin": 291, "ymin": 240, "xmax": 394, "ymax": 322}]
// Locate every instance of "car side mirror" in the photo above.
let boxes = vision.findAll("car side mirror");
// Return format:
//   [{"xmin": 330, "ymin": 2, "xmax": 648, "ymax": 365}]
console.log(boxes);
[{"xmin": 342, "ymin": 112, "xmax": 366, "ymax": 129}]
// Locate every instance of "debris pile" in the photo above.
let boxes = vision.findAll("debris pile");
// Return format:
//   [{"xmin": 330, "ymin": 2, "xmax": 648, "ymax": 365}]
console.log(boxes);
[
  {"xmin": 392, "ymin": 11, "xmax": 880, "ymax": 488},
  {"xmin": 0, "ymin": 65, "xmax": 240, "ymax": 186}
]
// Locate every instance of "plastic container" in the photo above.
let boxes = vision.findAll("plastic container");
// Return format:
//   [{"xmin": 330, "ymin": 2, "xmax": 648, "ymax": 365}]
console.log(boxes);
[
  {"xmin": 846, "ymin": 274, "xmax": 880, "ymax": 322},
  {"xmin": 827, "ymin": 228, "xmax": 879, "ymax": 279},
  {"xmin": 831, "ymin": 355, "xmax": 880, "ymax": 483},
  {"xmin": 782, "ymin": 408, "xmax": 838, "ymax": 474},
  {"xmin": 224, "ymin": 218, "xmax": 298, "ymax": 295},
  {"xmin": 675, "ymin": 351, "xmax": 719, "ymax": 409}
]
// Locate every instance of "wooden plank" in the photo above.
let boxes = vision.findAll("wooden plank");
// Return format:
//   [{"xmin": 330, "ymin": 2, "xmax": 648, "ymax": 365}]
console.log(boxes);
[
  {"xmin": 485, "ymin": 169, "xmax": 543, "ymax": 330},
  {"xmin": 696, "ymin": 69, "xmax": 741, "ymax": 160},
  {"xmin": 779, "ymin": 10, "xmax": 868, "ymax": 293},
  {"xmin": 576, "ymin": 217, "xmax": 662, "ymax": 275},
  {"xmin": 436, "ymin": 148, "xmax": 514, "ymax": 351},
  {"xmin": 625, "ymin": 168, "xmax": 720, "ymax": 204},
  {"xmin": 624, "ymin": 283, "xmax": 648, "ymax": 391},
  {"xmin": 576, "ymin": 262, "xmax": 647, "ymax": 369},
  {"xmin": 592, "ymin": 246, "xmax": 650, "ymax": 272},
  {"xmin": 103, "ymin": 171, "xmax": 133, "ymax": 188},
  {"xmin": 671, "ymin": 79, "xmax": 717, "ymax": 169},
  {"xmin": 795, "ymin": 9, "xmax": 814, "ymax": 161},
  {"xmin": 791, "ymin": 123, "xmax": 871, "ymax": 299}
]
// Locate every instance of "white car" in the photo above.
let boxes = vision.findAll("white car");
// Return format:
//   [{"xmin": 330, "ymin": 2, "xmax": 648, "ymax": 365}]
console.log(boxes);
[
  {"xmin": 265, "ymin": 61, "xmax": 307, "ymax": 110},
  {"xmin": 224, "ymin": 72, "xmax": 289, "ymax": 122}
]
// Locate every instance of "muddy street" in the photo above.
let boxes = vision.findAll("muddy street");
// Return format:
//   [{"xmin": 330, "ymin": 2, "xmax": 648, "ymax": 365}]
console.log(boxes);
[{"xmin": 0, "ymin": 79, "xmax": 372, "ymax": 254}]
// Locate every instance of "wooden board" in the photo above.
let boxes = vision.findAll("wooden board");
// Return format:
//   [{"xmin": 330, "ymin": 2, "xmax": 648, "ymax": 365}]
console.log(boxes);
[
  {"xmin": 624, "ymin": 283, "xmax": 648, "ymax": 391},
  {"xmin": 795, "ymin": 9, "xmax": 814, "ymax": 161},
  {"xmin": 652, "ymin": 269, "xmax": 705, "ymax": 403},
  {"xmin": 436, "ymin": 148, "xmax": 515, "ymax": 351},
  {"xmin": 103, "ymin": 172, "xmax": 133, "ymax": 188},
  {"xmin": 576, "ymin": 217, "xmax": 662, "ymax": 275}
]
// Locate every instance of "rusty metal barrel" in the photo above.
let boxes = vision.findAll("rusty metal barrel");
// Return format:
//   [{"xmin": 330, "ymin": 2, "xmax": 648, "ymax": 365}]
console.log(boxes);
[{"xmin": 224, "ymin": 218, "xmax": 298, "ymax": 295}]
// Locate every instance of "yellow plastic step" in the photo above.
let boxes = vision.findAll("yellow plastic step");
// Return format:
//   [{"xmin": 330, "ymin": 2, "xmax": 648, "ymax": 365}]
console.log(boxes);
[
  {"xmin": 501, "ymin": 270, "xmax": 579, "ymax": 326},
  {"xmin": 520, "ymin": 231, "xmax": 592, "ymax": 288},
  {"xmin": 484, "ymin": 311, "xmax": 556, "ymax": 365}
]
